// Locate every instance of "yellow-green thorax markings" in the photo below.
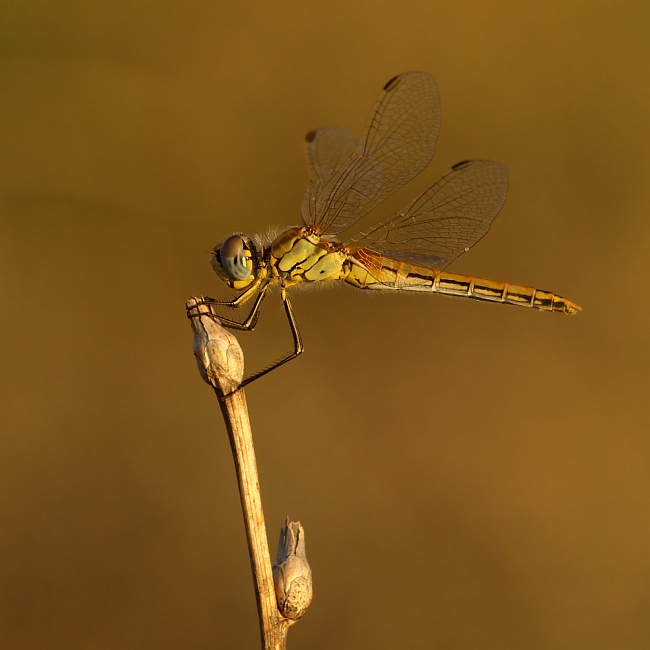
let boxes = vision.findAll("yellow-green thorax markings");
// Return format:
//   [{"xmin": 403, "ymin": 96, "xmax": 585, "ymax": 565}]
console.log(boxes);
[{"xmin": 269, "ymin": 227, "xmax": 347, "ymax": 285}]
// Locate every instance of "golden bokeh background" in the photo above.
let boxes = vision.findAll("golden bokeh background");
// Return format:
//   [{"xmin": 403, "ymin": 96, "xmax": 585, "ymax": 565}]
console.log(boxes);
[{"xmin": 0, "ymin": 1, "xmax": 648, "ymax": 648}]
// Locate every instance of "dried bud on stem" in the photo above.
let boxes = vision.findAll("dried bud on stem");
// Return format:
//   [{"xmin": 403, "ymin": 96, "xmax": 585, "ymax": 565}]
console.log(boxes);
[
  {"xmin": 186, "ymin": 297, "xmax": 243, "ymax": 395},
  {"xmin": 273, "ymin": 519, "xmax": 313, "ymax": 621}
]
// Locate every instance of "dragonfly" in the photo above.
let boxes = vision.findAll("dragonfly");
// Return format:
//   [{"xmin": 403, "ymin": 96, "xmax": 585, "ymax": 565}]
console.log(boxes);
[{"xmin": 190, "ymin": 71, "xmax": 580, "ymax": 388}]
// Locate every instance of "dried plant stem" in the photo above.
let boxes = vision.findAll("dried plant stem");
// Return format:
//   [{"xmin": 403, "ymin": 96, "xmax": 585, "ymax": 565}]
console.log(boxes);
[
  {"xmin": 187, "ymin": 298, "xmax": 298, "ymax": 650},
  {"xmin": 218, "ymin": 389, "xmax": 289, "ymax": 649}
]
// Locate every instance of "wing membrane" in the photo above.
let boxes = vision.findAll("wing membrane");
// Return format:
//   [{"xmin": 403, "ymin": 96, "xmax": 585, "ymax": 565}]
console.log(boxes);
[
  {"xmin": 301, "ymin": 127, "xmax": 358, "ymax": 220},
  {"xmin": 301, "ymin": 71, "xmax": 441, "ymax": 235},
  {"xmin": 347, "ymin": 160, "xmax": 509, "ymax": 270}
]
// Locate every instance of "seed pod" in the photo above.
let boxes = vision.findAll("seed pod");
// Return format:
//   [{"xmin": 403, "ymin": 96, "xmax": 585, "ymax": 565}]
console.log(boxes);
[
  {"xmin": 186, "ymin": 297, "xmax": 244, "ymax": 395},
  {"xmin": 272, "ymin": 519, "xmax": 313, "ymax": 621}
]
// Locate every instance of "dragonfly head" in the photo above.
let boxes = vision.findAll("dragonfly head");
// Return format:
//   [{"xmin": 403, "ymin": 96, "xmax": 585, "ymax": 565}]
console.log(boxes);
[{"xmin": 211, "ymin": 233, "xmax": 260, "ymax": 290}]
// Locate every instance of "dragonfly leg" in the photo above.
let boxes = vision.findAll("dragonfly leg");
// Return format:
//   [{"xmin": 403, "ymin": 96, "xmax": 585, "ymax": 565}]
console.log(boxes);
[
  {"xmin": 197, "ymin": 281, "xmax": 261, "ymax": 311},
  {"xmin": 237, "ymin": 286, "xmax": 304, "ymax": 390},
  {"xmin": 199, "ymin": 284, "xmax": 269, "ymax": 332}
]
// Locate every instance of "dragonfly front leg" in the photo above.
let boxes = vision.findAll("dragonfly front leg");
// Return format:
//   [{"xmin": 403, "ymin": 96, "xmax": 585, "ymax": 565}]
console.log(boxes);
[
  {"xmin": 239, "ymin": 286, "xmax": 304, "ymax": 389},
  {"xmin": 197, "ymin": 280, "xmax": 262, "ymax": 311},
  {"xmin": 195, "ymin": 284, "xmax": 269, "ymax": 332}
]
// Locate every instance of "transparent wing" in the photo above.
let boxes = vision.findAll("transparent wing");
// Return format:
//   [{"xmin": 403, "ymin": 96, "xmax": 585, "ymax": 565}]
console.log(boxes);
[
  {"xmin": 300, "ymin": 71, "xmax": 441, "ymax": 236},
  {"xmin": 301, "ymin": 127, "xmax": 358, "ymax": 220},
  {"xmin": 346, "ymin": 160, "xmax": 509, "ymax": 270}
]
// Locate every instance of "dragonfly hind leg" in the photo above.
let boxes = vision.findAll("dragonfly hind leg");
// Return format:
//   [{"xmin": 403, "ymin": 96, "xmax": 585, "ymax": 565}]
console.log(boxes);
[{"xmin": 239, "ymin": 286, "xmax": 304, "ymax": 389}]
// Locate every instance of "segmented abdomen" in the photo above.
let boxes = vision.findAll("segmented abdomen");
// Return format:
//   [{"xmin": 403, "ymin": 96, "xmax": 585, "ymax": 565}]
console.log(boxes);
[{"xmin": 344, "ymin": 262, "xmax": 580, "ymax": 314}]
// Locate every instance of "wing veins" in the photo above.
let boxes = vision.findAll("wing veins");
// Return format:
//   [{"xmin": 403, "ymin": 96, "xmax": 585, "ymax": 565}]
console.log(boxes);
[
  {"xmin": 301, "ymin": 71, "xmax": 441, "ymax": 235},
  {"xmin": 345, "ymin": 160, "xmax": 509, "ymax": 270}
]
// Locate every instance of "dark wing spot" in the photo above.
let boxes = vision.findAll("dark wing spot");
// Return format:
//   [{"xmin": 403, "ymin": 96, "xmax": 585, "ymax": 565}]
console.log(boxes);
[
  {"xmin": 305, "ymin": 130, "xmax": 317, "ymax": 143},
  {"xmin": 452, "ymin": 160, "xmax": 473, "ymax": 171},
  {"xmin": 383, "ymin": 75, "xmax": 401, "ymax": 91}
]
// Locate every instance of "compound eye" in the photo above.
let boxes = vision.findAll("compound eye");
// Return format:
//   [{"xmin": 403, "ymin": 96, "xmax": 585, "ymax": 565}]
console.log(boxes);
[{"xmin": 219, "ymin": 234, "xmax": 251, "ymax": 280}]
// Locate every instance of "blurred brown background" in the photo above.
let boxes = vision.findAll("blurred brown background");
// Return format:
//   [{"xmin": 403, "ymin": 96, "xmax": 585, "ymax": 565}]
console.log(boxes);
[{"xmin": 0, "ymin": 1, "xmax": 648, "ymax": 648}]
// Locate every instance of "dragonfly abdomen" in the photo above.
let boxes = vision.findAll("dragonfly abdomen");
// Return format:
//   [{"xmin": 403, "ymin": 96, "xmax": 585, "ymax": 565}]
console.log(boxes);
[
  {"xmin": 431, "ymin": 272, "xmax": 579, "ymax": 314},
  {"xmin": 347, "ymin": 262, "xmax": 580, "ymax": 314}
]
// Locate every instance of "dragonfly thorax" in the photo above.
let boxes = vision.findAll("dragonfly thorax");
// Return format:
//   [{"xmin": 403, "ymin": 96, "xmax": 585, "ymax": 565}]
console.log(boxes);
[{"xmin": 269, "ymin": 227, "xmax": 347, "ymax": 285}]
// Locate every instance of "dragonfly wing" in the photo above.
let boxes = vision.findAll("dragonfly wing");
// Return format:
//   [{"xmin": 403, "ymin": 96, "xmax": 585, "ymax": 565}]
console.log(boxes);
[
  {"xmin": 347, "ymin": 160, "xmax": 509, "ymax": 270},
  {"xmin": 302, "ymin": 71, "xmax": 441, "ymax": 236},
  {"xmin": 301, "ymin": 127, "xmax": 358, "ymax": 224}
]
